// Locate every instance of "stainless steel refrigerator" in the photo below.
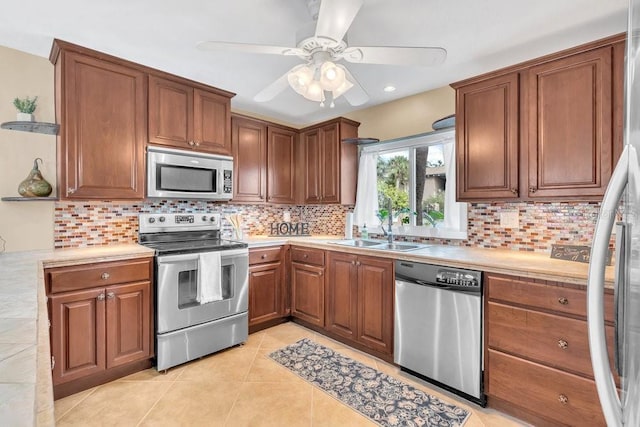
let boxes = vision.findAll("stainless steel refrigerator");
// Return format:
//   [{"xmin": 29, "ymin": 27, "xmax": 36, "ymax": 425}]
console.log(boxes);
[{"xmin": 588, "ymin": 0, "xmax": 640, "ymax": 425}]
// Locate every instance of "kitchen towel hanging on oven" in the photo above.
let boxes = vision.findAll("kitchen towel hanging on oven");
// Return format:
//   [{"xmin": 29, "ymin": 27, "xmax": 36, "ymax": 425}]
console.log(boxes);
[{"xmin": 197, "ymin": 252, "xmax": 223, "ymax": 303}]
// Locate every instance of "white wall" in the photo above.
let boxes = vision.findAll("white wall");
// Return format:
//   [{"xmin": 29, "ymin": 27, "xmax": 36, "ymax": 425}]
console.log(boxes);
[{"xmin": 0, "ymin": 45, "xmax": 56, "ymax": 252}]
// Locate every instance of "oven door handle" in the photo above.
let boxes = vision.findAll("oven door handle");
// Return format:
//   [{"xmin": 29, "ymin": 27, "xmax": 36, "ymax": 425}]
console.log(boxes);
[{"xmin": 157, "ymin": 248, "xmax": 248, "ymax": 263}]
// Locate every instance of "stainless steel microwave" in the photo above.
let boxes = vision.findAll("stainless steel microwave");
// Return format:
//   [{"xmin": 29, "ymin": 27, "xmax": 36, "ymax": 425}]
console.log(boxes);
[{"xmin": 147, "ymin": 146, "xmax": 233, "ymax": 200}]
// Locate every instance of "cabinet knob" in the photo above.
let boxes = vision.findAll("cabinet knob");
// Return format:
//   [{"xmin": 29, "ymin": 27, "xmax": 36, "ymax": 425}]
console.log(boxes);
[
  {"xmin": 558, "ymin": 394, "xmax": 569, "ymax": 405},
  {"xmin": 261, "ymin": 254, "xmax": 267, "ymax": 259},
  {"xmin": 558, "ymin": 297, "xmax": 569, "ymax": 305},
  {"xmin": 101, "ymin": 272, "xmax": 110, "ymax": 280},
  {"xmin": 97, "ymin": 293, "xmax": 105, "ymax": 301},
  {"xmin": 529, "ymin": 186, "xmax": 538, "ymax": 193},
  {"xmin": 356, "ymin": 261, "xmax": 361, "ymax": 266},
  {"xmin": 558, "ymin": 339, "xmax": 568, "ymax": 350},
  {"xmin": 303, "ymin": 254, "xmax": 308, "ymax": 258},
  {"xmin": 510, "ymin": 188, "xmax": 518, "ymax": 195},
  {"xmin": 107, "ymin": 292, "xmax": 115, "ymax": 300},
  {"xmin": 67, "ymin": 188, "xmax": 76, "ymax": 194},
  {"xmin": 195, "ymin": 141, "xmax": 200, "ymax": 147},
  {"xmin": 352, "ymin": 260, "xmax": 356, "ymax": 265}
]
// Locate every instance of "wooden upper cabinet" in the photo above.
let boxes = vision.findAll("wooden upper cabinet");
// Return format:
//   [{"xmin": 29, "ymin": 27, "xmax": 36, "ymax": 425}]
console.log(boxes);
[
  {"xmin": 455, "ymin": 73, "xmax": 520, "ymax": 200},
  {"xmin": 525, "ymin": 46, "xmax": 613, "ymax": 198},
  {"xmin": 298, "ymin": 117, "xmax": 359, "ymax": 205},
  {"xmin": 148, "ymin": 75, "xmax": 232, "ymax": 155},
  {"xmin": 452, "ymin": 33, "xmax": 624, "ymax": 202},
  {"xmin": 148, "ymin": 76, "xmax": 193, "ymax": 148},
  {"xmin": 231, "ymin": 114, "xmax": 296, "ymax": 204},
  {"xmin": 51, "ymin": 42, "xmax": 146, "ymax": 200},
  {"xmin": 232, "ymin": 116, "xmax": 267, "ymax": 202},
  {"xmin": 267, "ymin": 126, "xmax": 296, "ymax": 204}
]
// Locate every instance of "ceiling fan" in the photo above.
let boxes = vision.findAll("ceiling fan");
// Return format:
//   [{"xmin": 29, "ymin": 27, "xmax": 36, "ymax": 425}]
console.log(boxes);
[{"xmin": 197, "ymin": 0, "xmax": 446, "ymax": 107}]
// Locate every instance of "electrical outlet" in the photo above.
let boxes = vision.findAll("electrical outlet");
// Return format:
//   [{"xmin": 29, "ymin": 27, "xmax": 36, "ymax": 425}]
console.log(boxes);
[{"xmin": 500, "ymin": 210, "xmax": 519, "ymax": 228}]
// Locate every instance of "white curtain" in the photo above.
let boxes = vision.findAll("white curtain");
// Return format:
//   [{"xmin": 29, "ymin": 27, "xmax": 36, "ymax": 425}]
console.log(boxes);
[
  {"xmin": 353, "ymin": 150, "xmax": 380, "ymax": 227},
  {"xmin": 442, "ymin": 141, "xmax": 467, "ymax": 230}
]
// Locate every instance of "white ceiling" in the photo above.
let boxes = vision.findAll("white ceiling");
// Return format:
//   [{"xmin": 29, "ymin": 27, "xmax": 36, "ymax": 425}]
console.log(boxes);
[{"xmin": 0, "ymin": 0, "xmax": 629, "ymax": 127}]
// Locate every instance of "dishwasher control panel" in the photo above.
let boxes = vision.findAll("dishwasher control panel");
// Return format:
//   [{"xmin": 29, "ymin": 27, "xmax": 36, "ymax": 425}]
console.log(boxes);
[{"xmin": 436, "ymin": 269, "xmax": 480, "ymax": 289}]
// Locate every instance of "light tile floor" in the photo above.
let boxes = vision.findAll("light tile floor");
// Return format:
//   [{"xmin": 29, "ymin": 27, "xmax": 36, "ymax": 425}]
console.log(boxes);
[{"xmin": 54, "ymin": 322, "xmax": 528, "ymax": 426}]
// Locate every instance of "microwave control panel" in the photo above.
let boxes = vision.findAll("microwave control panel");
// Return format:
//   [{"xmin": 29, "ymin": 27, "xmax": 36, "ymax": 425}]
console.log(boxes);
[{"xmin": 223, "ymin": 169, "xmax": 233, "ymax": 194}]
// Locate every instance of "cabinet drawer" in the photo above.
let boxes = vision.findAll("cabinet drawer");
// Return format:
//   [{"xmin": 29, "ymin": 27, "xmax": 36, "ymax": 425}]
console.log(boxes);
[
  {"xmin": 488, "ymin": 302, "xmax": 618, "ymax": 381},
  {"xmin": 47, "ymin": 258, "xmax": 152, "ymax": 294},
  {"xmin": 249, "ymin": 246, "xmax": 282, "ymax": 265},
  {"xmin": 488, "ymin": 349, "xmax": 607, "ymax": 426},
  {"xmin": 487, "ymin": 274, "xmax": 614, "ymax": 322},
  {"xmin": 291, "ymin": 247, "xmax": 325, "ymax": 266}
]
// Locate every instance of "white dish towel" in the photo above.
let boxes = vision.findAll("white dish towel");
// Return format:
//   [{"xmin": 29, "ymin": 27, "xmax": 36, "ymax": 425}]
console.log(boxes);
[{"xmin": 197, "ymin": 251, "xmax": 223, "ymax": 304}]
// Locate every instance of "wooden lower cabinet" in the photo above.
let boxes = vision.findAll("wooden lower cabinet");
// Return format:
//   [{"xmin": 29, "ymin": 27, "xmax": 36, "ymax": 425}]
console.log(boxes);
[
  {"xmin": 248, "ymin": 246, "xmax": 288, "ymax": 331},
  {"xmin": 291, "ymin": 262, "xmax": 325, "ymax": 327},
  {"xmin": 485, "ymin": 273, "xmax": 616, "ymax": 426},
  {"xmin": 46, "ymin": 257, "xmax": 154, "ymax": 399},
  {"xmin": 326, "ymin": 252, "xmax": 394, "ymax": 356}
]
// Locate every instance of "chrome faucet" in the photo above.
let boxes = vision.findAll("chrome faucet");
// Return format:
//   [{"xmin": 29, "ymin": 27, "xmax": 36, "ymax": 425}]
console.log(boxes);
[{"xmin": 380, "ymin": 198, "xmax": 394, "ymax": 244}]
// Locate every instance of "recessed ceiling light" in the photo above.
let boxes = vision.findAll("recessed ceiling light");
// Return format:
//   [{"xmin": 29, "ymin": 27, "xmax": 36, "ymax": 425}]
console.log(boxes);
[{"xmin": 383, "ymin": 85, "xmax": 396, "ymax": 93}]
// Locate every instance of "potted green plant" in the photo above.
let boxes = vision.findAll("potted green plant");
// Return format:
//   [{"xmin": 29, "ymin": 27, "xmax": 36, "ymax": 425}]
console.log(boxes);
[{"xmin": 13, "ymin": 96, "xmax": 38, "ymax": 122}]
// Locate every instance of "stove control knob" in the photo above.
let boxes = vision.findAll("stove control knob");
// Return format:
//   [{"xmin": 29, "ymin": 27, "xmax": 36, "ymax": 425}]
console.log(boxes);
[
  {"xmin": 202, "ymin": 216, "xmax": 208, "ymax": 222},
  {"xmin": 148, "ymin": 217, "xmax": 156, "ymax": 223},
  {"xmin": 210, "ymin": 217, "xmax": 217, "ymax": 222},
  {"xmin": 159, "ymin": 216, "xmax": 166, "ymax": 223}
]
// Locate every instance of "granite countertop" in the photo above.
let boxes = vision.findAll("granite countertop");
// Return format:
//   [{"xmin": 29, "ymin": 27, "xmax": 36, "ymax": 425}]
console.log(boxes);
[
  {"xmin": 0, "ymin": 244, "xmax": 154, "ymax": 426},
  {"xmin": 245, "ymin": 235, "xmax": 614, "ymax": 286},
  {"xmin": 0, "ymin": 238, "xmax": 613, "ymax": 425}
]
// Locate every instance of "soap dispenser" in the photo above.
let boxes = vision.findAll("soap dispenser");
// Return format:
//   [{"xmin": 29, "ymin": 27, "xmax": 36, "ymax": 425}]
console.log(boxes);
[{"xmin": 361, "ymin": 223, "xmax": 369, "ymax": 239}]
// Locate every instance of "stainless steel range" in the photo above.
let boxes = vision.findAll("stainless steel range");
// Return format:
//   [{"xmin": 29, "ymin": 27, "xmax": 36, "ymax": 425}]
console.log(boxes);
[{"xmin": 138, "ymin": 212, "xmax": 249, "ymax": 371}]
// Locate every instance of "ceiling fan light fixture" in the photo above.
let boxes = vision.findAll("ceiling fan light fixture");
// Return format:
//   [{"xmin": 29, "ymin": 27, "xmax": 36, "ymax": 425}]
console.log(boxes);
[
  {"xmin": 287, "ymin": 64, "xmax": 314, "ymax": 95},
  {"xmin": 304, "ymin": 79, "xmax": 324, "ymax": 102},
  {"xmin": 319, "ymin": 61, "xmax": 346, "ymax": 91}
]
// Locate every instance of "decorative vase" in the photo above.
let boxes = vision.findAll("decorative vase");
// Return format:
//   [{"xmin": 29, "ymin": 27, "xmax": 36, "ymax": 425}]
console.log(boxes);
[
  {"xmin": 17, "ymin": 112, "xmax": 34, "ymax": 122},
  {"xmin": 18, "ymin": 158, "xmax": 52, "ymax": 197}
]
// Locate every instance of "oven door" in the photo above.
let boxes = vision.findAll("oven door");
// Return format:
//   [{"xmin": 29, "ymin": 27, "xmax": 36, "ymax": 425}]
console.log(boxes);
[{"xmin": 155, "ymin": 248, "xmax": 248, "ymax": 334}]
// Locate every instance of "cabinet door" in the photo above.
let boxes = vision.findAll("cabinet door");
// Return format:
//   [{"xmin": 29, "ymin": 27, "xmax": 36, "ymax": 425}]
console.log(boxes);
[
  {"xmin": 50, "ymin": 288, "xmax": 106, "ymax": 385},
  {"xmin": 105, "ymin": 282, "xmax": 151, "ymax": 369},
  {"xmin": 194, "ymin": 88, "xmax": 231, "ymax": 155},
  {"xmin": 320, "ymin": 123, "xmax": 340, "ymax": 203},
  {"xmin": 526, "ymin": 47, "xmax": 613, "ymax": 198},
  {"xmin": 62, "ymin": 52, "xmax": 146, "ymax": 199},
  {"xmin": 456, "ymin": 72, "xmax": 520, "ymax": 201},
  {"xmin": 301, "ymin": 129, "xmax": 322, "ymax": 204},
  {"xmin": 148, "ymin": 75, "xmax": 193, "ymax": 149},
  {"xmin": 248, "ymin": 261, "xmax": 284, "ymax": 326},
  {"xmin": 291, "ymin": 262, "xmax": 325, "ymax": 327},
  {"xmin": 326, "ymin": 252, "xmax": 358, "ymax": 340},
  {"xmin": 267, "ymin": 126, "xmax": 296, "ymax": 204},
  {"xmin": 356, "ymin": 256, "xmax": 394, "ymax": 354},
  {"xmin": 232, "ymin": 117, "xmax": 267, "ymax": 202}
]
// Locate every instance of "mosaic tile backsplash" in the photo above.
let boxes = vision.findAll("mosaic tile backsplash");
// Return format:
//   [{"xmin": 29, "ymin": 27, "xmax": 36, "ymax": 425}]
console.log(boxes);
[{"xmin": 54, "ymin": 200, "xmax": 603, "ymax": 253}]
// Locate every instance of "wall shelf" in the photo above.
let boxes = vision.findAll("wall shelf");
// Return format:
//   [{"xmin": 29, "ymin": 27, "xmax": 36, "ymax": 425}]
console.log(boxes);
[
  {"xmin": 1, "ymin": 197, "xmax": 58, "ymax": 202},
  {"xmin": 1, "ymin": 121, "xmax": 59, "ymax": 135}
]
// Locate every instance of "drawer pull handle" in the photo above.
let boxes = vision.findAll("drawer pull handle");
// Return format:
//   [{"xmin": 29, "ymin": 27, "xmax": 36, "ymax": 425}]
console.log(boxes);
[
  {"xmin": 107, "ymin": 292, "xmax": 115, "ymax": 300},
  {"xmin": 558, "ymin": 339, "xmax": 568, "ymax": 350},
  {"xmin": 97, "ymin": 293, "xmax": 105, "ymax": 301},
  {"xmin": 558, "ymin": 394, "xmax": 568, "ymax": 405},
  {"xmin": 558, "ymin": 297, "xmax": 568, "ymax": 305},
  {"xmin": 304, "ymin": 254, "xmax": 308, "ymax": 258},
  {"xmin": 101, "ymin": 272, "xmax": 110, "ymax": 280},
  {"xmin": 261, "ymin": 254, "xmax": 267, "ymax": 259}
]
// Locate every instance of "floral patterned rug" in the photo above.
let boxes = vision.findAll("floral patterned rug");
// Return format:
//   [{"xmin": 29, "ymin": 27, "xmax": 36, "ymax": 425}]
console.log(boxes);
[{"xmin": 268, "ymin": 338, "xmax": 470, "ymax": 427}]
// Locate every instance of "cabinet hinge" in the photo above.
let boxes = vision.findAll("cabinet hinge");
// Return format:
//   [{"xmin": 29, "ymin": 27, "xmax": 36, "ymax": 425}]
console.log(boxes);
[{"xmin": 51, "ymin": 356, "xmax": 55, "ymax": 371}]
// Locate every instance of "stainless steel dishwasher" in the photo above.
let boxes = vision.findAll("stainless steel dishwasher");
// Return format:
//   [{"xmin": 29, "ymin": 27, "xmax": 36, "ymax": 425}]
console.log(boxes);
[{"xmin": 394, "ymin": 260, "xmax": 485, "ymax": 406}]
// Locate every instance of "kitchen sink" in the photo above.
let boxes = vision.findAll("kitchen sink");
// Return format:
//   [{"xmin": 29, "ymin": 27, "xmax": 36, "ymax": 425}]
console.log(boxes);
[
  {"xmin": 332, "ymin": 239, "xmax": 384, "ymax": 248},
  {"xmin": 331, "ymin": 240, "xmax": 429, "ymax": 252}
]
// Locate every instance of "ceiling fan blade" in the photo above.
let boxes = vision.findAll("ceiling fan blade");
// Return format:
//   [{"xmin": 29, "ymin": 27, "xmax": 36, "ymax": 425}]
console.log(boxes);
[
  {"xmin": 315, "ymin": 0, "xmax": 363, "ymax": 45},
  {"xmin": 343, "ymin": 46, "xmax": 447, "ymax": 66},
  {"xmin": 341, "ymin": 66, "xmax": 368, "ymax": 106},
  {"xmin": 253, "ymin": 68, "xmax": 295, "ymax": 102},
  {"xmin": 197, "ymin": 41, "xmax": 306, "ymax": 57}
]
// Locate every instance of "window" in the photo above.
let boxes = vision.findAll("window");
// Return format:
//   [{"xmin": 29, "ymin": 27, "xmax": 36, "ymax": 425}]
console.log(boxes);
[{"xmin": 354, "ymin": 129, "xmax": 467, "ymax": 239}]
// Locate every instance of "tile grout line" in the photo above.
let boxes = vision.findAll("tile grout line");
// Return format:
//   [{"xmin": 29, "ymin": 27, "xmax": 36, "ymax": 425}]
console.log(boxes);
[
  {"xmin": 54, "ymin": 385, "xmax": 99, "ymax": 423},
  {"xmin": 135, "ymin": 369, "xmax": 182, "ymax": 426}
]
